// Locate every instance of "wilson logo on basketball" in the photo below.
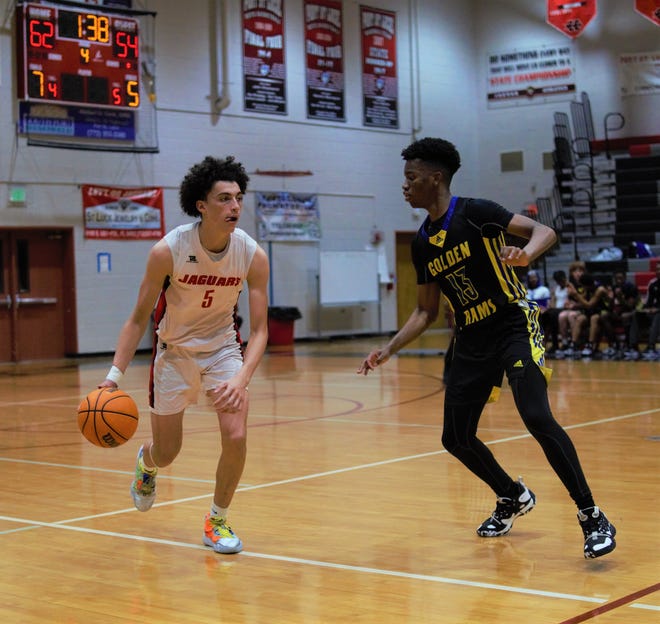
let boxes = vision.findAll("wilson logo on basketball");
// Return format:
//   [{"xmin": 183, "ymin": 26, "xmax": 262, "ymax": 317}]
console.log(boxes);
[{"xmin": 177, "ymin": 274, "xmax": 241, "ymax": 286}]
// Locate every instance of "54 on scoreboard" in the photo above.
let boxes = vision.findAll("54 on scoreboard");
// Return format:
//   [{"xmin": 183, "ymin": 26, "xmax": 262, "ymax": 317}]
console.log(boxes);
[{"xmin": 16, "ymin": 2, "xmax": 140, "ymax": 109}]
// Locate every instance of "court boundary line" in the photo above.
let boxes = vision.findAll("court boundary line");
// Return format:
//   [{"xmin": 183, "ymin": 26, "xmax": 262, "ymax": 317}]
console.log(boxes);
[
  {"xmin": 2, "ymin": 513, "xmax": 659, "ymax": 612},
  {"xmin": 1, "ymin": 406, "xmax": 657, "ymax": 487},
  {"xmin": 2, "ymin": 406, "xmax": 659, "ymax": 615},
  {"xmin": 557, "ymin": 583, "xmax": 660, "ymax": 622}
]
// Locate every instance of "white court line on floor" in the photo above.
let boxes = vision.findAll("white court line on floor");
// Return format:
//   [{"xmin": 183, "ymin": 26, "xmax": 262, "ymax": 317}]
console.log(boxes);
[
  {"xmin": 0, "ymin": 513, "xmax": 613, "ymax": 607},
  {"xmin": 1, "ymin": 514, "xmax": 658, "ymax": 611},
  {"xmin": 1, "ymin": 406, "xmax": 657, "ymax": 484},
  {"xmin": 2, "ymin": 407, "xmax": 659, "ymax": 610},
  {"xmin": 1, "ymin": 406, "xmax": 658, "ymax": 527}
]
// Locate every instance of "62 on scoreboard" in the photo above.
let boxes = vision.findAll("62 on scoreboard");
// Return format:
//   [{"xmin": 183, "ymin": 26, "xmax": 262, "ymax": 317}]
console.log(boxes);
[{"xmin": 16, "ymin": 2, "xmax": 140, "ymax": 109}]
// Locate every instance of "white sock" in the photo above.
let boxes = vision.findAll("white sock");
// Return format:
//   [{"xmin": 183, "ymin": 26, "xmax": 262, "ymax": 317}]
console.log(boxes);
[
  {"xmin": 211, "ymin": 503, "xmax": 228, "ymax": 519},
  {"xmin": 139, "ymin": 445, "xmax": 157, "ymax": 473}
]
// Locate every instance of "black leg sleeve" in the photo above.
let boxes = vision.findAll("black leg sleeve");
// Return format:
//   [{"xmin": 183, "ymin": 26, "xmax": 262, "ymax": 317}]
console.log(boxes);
[
  {"xmin": 508, "ymin": 363, "xmax": 593, "ymax": 508},
  {"xmin": 442, "ymin": 400, "xmax": 515, "ymax": 496}
]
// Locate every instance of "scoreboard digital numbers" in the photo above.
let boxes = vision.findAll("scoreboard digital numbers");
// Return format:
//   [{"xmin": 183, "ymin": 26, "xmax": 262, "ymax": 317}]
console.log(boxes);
[{"xmin": 17, "ymin": 2, "xmax": 140, "ymax": 109}]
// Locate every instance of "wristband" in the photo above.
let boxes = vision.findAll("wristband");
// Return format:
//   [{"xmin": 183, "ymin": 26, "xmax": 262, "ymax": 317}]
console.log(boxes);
[{"xmin": 106, "ymin": 365, "xmax": 124, "ymax": 384}]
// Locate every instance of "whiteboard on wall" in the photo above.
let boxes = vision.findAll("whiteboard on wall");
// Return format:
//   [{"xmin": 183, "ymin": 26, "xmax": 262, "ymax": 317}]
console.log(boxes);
[{"xmin": 319, "ymin": 251, "xmax": 379, "ymax": 305}]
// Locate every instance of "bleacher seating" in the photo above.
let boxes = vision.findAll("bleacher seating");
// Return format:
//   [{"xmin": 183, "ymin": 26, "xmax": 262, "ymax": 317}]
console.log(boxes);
[{"xmin": 542, "ymin": 92, "xmax": 659, "ymax": 273}]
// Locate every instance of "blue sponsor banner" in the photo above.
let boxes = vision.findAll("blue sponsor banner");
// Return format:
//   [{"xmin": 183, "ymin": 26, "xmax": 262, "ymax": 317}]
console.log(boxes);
[{"xmin": 19, "ymin": 102, "xmax": 136, "ymax": 141}]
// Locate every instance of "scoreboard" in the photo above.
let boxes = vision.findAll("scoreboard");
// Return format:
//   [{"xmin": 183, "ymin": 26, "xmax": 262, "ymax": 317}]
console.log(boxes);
[{"xmin": 16, "ymin": 2, "xmax": 140, "ymax": 109}]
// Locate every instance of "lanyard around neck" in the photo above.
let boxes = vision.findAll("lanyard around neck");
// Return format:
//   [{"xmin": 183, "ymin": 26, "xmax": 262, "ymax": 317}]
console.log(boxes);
[{"xmin": 427, "ymin": 196, "xmax": 457, "ymax": 249}]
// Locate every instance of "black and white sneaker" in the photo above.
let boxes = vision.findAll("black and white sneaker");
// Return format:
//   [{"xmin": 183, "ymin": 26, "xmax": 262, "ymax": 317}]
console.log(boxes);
[
  {"xmin": 578, "ymin": 506, "xmax": 616, "ymax": 558},
  {"xmin": 642, "ymin": 348, "xmax": 658, "ymax": 361},
  {"xmin": 477, "ymin": 477, "xmax": 536, "ymax": 537}
]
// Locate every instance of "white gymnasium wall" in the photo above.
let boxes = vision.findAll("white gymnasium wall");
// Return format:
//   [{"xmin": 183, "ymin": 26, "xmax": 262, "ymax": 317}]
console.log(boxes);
[{"xmin": 0, "ymin": 0, "xmax": 657, "ymax": 353}]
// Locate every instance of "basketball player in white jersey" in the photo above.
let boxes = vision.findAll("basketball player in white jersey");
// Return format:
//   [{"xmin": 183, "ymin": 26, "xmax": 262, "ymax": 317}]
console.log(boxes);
[{"xmin": 99, "ymin": 156, "xmax": 269, "ymax": 554}]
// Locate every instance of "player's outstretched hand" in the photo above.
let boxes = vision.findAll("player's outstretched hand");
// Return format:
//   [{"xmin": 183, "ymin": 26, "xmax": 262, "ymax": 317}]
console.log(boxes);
[{"xmin": 357, "ymin": 348, "xmax": 390, "ymax": 375}]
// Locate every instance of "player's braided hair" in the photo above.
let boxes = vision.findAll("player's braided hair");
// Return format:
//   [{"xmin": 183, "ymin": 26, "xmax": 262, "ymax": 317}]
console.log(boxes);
[{"xmin": 179, "ymin": 156, "xmax": 250, "ymax": 217}]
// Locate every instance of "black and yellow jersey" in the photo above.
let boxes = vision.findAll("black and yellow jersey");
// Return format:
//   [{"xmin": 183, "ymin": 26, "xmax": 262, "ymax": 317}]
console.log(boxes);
[{"xmin": 412, "ymin": 196, "xmax": 528, "ymax": 330}]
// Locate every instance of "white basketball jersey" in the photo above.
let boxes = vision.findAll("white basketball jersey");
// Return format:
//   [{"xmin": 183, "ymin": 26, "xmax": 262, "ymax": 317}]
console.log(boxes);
[{"xmin": 155, "ymin": 222, "xmax": 257, "ymax": 351}]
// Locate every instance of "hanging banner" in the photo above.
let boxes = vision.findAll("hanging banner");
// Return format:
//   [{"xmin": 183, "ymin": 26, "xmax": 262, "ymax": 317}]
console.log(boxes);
[
  {"xmin": 360, "ymin": 6, "xmax": 398, "ymax": 128},
  {"xmin": 242, "ymin": 0, "xmax": 287, "ymax": 115},
  {"xmin": 304, "ymin": 0, "xmax": 345, "ymax": 121},
  {"xmin": 546, "ymin": 0, "xmax": 597, "ymax": 38},
  {"xmin": 619, "ymin": 51, "xmax": 660, "ymax": 96},
  {"xmin": 635, "ymin": 0, "xmax": 660, "ymax": 26},
  {"xmin": 82, "ymin": 185, "xmax": 164, "ymax": 240},
  {"xmin": 487, "ymin": 44, "xmax": 575, "ymax": 107},
  {"xmin": 256, "ymin": 192, "xmax": 321, "ymax": 242}
]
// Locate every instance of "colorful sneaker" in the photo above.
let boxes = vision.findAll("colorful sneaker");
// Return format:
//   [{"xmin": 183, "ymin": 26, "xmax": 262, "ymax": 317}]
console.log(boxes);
[
  {"xmin": 130, "ymin": 445, "xmax": 158, "ymax": 512},
  {"xmin": 203, "ymin": 513, "xmax": 243, "ymax": 554},
  {"xmin": 578, "ymin": 506, "xmax": 616, "ymax": 558},
  {"xmin": 477, "ymin": 477, "xmax": 536, "ymax": 537}
]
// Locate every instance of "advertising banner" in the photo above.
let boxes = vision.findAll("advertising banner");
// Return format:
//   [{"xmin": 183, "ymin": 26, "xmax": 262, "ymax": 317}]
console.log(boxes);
[
  {"xmin": 82, "ymin": 185, "xmax": 164, "ymax": 240},
  {"xmin": 256, "ymin": 192, "xmax": 321, "ymax": 242},
  {"xmin": 360, "ymin": 6, "xmax": 398, "ymax": 128},
  {"xmin": 242, "ymin": 0, "xmax": 287, "ymax": 115},
  {"xmin": 304, "ymin": 0, "xmax": 345, "ymax": 121},
  {"xmin": 19, "ymin": 102, "xmax": 135, "ymax": 141}
]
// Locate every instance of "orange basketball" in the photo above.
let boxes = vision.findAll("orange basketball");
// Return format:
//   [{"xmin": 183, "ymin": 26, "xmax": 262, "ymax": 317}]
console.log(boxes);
[{"xmin": 77, "ymin": 387, "xmax": 139, "ymax": 448}]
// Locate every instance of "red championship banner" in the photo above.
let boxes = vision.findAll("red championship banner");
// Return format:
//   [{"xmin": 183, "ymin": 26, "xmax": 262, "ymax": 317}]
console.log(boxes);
[
  {"xmin": 304, "ymin": 0, "xmax": 345, "ymax": 121},
  {"xmin": 360, "ymin": 5, "xmax": 398, "ymax": 128},
  {"xmin": 242, "ymin": 0, "xmax": 287, "ymax": 115},
  {"xmin": 546, "ymin": 0, "xmax": 597, "ymax": 38},
  {"xmin": 635, "ymin": 0, "xmax": 660, "ymax": 26},
  {"xmin": 82, "ymin": 185, "xmax": 164, "ymax": 240}
]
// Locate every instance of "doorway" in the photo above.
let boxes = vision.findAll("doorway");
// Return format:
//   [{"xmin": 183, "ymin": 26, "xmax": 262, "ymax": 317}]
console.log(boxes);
[{"xmin": 0, "ymin": 228, "xmax": 77, "ymax": 362}]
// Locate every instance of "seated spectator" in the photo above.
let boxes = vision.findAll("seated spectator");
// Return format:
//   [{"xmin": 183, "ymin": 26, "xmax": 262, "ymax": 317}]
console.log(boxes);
[
  {"xmin": 557, "ymin": 261, "xmax": 588, "ymax": 358},
  {"xmin": 559, "ymin": 269, "xmax": 611, "ymax": 359},
  {"xmin": 580, "ymin": 273, "xmax": 623, "ymax": 359},
  {"xmin": 525, "ymin": 269, "xmax": 550, "ymax": 308},
  {"xmin": 543, "ymin": 270, "xmax": 568, "ymax": 356},
  {"xmin": 595, "ymin": 271, "xmax": 639, "ymax": 359},
  {"xmin": 626, "ymin": 263, "xmax": 660, "ymax": 361},
  {"xmin": 572, "ymin": 273, "xmax": 610, "ymax": 359}
]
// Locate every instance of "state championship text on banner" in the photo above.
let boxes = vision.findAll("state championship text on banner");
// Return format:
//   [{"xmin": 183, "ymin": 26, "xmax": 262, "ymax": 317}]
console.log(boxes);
[
  {"xmin": 256, "ymin": 192, "xmax": 321, "ymax": 242},
  {"xmin": 82, "ymin": 185, "xmax": 164, "ymax": 240},
  {"xmin": 487, "ymin": 44, "xmax": 575, "ymax": 108}
]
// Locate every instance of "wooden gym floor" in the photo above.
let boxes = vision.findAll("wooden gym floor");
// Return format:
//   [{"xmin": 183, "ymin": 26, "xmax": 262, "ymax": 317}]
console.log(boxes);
[{"xmin": 0, "ymin": 332, "xmax": 658, "ymax": 623}]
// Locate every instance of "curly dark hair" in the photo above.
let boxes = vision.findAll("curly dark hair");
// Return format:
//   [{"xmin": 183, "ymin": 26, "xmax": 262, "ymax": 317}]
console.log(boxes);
[
  {"xmin": 401, "ymin": 137, "xmax": 461, "ymax": 181},
  {"xmin": 179, "ymin": 156, "xmax": 250, "ymax": 217}
]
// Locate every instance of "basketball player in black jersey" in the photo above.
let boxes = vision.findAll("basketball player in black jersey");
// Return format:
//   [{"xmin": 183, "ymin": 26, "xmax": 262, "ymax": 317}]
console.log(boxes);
[{"xmin": 358, "ymin": 137, "xmax": 616, "ymax": 558}]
